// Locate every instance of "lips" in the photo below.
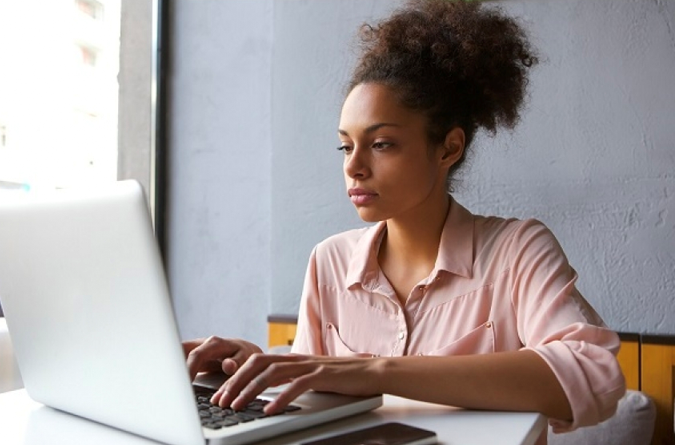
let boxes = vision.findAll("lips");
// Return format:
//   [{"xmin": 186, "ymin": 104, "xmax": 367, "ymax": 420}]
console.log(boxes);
[{"xmin": 348, "ymin": 188, "xmax": 378, "ymax": 205}]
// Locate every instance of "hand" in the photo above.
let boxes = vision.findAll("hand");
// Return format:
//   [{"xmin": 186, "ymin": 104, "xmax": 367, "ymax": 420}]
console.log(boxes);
[
  {"xmin": 183, "ymin": 336, "xmax": 263, "ymax": 381},
  {"xmin": 211, "ymin": 353, "xmax": 383, "ymax": 414}
]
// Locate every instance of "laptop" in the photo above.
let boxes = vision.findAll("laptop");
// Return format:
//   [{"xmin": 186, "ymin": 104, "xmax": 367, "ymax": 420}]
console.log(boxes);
[{"xmin": 0, "ymin": 180, "xmax": 382, "ymax": 445}]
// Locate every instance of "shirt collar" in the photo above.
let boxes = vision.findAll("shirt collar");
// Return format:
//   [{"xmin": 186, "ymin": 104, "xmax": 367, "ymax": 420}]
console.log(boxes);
[
  {"xmin": 345, "ymin": 220, "xmax": 387, "ymax": 287},
  {"xmin": 345, "ymin": 196, "xmax": 475, "ymax": 287},
  {"xmin": 435, "ymin": 196, "xmax": 474, "ymax": 279}
]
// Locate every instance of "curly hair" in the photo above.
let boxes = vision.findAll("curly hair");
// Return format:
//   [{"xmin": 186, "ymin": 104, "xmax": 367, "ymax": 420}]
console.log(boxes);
[{"xmin": 348, "ymin": 0, "xmax": 538, "ymax": 181}]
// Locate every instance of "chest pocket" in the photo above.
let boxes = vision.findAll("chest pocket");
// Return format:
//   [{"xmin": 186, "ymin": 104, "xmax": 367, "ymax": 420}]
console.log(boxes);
[
  {"xmin": 412, "ymin": 283, "xmax": 498, "ymax": 356},
  {"xmin": 324, "ymin": 322, "xmax": 376, "ymax": 357},
  {"xmin": 424, "ymin": 321, "xmax": 496, "ymax": 356}
]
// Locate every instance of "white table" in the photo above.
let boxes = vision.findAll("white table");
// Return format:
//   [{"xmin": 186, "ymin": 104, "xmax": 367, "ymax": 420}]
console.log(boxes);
[{"xmin": 0, "ymin": 389, "xmax": 546, "ymax": 445}]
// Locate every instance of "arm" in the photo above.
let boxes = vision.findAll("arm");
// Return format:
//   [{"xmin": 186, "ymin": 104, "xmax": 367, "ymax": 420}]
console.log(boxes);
[
  {"xmin": 507, "ymin": 220, "xmax": 625, "ymax": 431},
  {"xmin": 213, "ymin": 349, "xmax": 571, "ymax": 420},
  {"xmin": 376, "ymin": 351, "xmax": 571, "ymax": 419}
]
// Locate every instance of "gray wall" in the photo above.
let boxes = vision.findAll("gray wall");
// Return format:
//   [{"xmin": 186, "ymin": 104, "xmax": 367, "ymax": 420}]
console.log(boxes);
[
  {"xmin": 460, "ymin": 0, "xmax": 675, "ymax": 334},
  {"xmin": 270, "ymin": 1, "xmax": 400, "ymax": 315},
  {"xmin": 167, "ymin": 0, "xmax": 675, "ymax": 347},
  {"xmin": 166, "ymin": 0, "xmax": 273, "ymax": 346}
]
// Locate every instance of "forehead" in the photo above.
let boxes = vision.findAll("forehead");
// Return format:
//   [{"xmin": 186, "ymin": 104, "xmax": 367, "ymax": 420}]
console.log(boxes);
[{"xmin": 339, "ymin": 83, "xmax": 425, "ymax": 131}]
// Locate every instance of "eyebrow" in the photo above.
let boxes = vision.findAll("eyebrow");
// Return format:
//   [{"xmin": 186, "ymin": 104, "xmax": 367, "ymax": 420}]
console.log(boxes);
[{"xmin": 338, "ymin": 122, "xmax": 402, "ymax": 136}]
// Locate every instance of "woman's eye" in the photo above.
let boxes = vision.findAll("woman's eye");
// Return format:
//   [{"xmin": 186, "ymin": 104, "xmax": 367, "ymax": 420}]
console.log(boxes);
[
  {"xmin": 337, "ymin": 145, "xmax": 353, "ymax": 153},
  {"xmin": 372, "ymin": 141, "xmax": 392, "ymax": 150}
]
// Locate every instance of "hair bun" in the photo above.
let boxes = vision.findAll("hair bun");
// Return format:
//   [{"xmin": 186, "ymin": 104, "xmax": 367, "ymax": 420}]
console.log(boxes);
[{"xmin": 350, "ymin": 0, "xmax": 538, "ymax": 149}]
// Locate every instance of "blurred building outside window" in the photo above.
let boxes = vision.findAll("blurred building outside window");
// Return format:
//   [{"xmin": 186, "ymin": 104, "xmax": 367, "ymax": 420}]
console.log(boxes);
[{"xmin": 0, "ymin": 0, "xmax": 121, "ymax": 193}]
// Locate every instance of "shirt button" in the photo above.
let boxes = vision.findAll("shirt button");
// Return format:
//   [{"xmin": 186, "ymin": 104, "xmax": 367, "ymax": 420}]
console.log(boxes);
[
  {"xmin": 485, "ymin": 322, "xmax": 492, "ymax": 329},
  {"xmin": 398, "ymin": 331, "xmax": 405, "ymax": 340}
]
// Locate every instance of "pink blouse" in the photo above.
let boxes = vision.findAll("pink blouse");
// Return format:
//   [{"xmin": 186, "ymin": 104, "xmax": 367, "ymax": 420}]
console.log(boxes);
[{"xmin": 291, "ymin": 197, "xmax": 625, "ymax": 432}]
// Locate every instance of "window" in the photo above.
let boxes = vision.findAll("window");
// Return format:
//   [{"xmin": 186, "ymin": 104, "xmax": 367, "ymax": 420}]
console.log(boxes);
[
  {"xmin": 0, "ymin": 0, "xmax": 120, "ymax": 191},
  {"xmin": 0, "ymin": 0, "xmax": 159, "ymax": 317}
]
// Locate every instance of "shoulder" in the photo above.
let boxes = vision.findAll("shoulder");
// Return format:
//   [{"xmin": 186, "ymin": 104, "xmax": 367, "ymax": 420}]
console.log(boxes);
[
  {"xmin": 306, "ymin": 225, "xmax": 380, "ymax": 287},
  {"xmin": 476, "ymin": 215, "xmax": 555, "ymax": 241},
  {"xmin": 313, "ymin": 225, "xmax": 375, "ymax": 258},
  {"xmin": 473, "ymin": 214, "xmax": 566, "ymax": 263}
]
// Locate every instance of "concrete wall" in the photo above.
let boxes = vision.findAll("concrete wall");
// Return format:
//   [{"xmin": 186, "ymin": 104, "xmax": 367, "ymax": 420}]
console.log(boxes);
[
  {"xmin": 460, "ymin": 0, "xmax": 675, "ymax": 334},
  {"xmin": 167, "ymin": 0, "xmax": 675, "ymax": 346},
  {"xmin": 166, "ymin": 0, "xmax": 273, "ymax": 347},
  {"xmin": 270, "ymin": 0, "xmax": 399, "ymax": 315}
]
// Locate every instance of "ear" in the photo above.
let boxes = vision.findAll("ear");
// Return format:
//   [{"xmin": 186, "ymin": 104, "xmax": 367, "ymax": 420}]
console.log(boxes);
[{"xmin": 439, "ymin": 127, "xmax": 465, "ymax": 168}]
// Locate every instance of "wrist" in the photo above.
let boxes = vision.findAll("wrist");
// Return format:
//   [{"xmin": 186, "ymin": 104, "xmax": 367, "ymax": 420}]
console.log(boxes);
[{"xmin": 366, "ymin": 356, "xmax": 394, "ymax": 394}]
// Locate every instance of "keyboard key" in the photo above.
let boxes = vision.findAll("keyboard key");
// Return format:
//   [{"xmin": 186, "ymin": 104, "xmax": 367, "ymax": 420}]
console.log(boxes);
[{"xmin": 194, "ymin": 386, "xmax": 301, "ymax": 430}]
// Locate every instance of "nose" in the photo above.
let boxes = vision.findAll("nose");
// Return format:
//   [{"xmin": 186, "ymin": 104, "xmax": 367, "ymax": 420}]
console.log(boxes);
[{"xmin": 343, "ymin": 146, "xmax": 370, "ymax": 179}]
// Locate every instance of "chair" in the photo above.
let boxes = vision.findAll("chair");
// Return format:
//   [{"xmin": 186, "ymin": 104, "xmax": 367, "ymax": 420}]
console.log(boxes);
[{"xmin": 548, "ymin": 390, "xmax": 655, "ymax": 445}]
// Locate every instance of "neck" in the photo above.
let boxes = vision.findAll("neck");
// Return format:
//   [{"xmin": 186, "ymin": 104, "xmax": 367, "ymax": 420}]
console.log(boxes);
[{"xmin": 380, "ymin": 193, "xmax": 450, "ymax": 269}]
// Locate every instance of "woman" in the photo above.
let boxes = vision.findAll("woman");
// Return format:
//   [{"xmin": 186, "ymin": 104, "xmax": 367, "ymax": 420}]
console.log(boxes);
[{"xmin": 184, "ymin": 0, "xmax": 625, "ymax": 438}]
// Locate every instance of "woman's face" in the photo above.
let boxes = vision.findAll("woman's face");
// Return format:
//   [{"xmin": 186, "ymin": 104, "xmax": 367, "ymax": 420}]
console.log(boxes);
[{"xmin": 338, "ymin": 82, "xmax": 457, "ymax": 223}]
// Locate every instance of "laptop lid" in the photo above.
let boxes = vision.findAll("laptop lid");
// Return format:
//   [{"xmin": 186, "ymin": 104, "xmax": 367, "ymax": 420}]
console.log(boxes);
[
  {"xmin": 0, "ymin": 181, "xmax": 205, "ymax": 445},
  {"xmin": 0, "ymin": 180, "xmax": 382, "ymax": 445}
]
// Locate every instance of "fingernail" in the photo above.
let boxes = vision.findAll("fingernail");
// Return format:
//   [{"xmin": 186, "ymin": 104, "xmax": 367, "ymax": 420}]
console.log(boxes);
[
  {"xmin": 231, "ymin": 396, "xmax": 245, "ymax": 411},
  {"xmin": 210, "ymin": 390, "xmax": 221, "ymax": 405},
  {"xmin": 218, "ymin": 390, "xmax": 231, "ymax": 408},
  {"xmin": 264, "ymin": 401, "xmax": 279, "ymax": 415}
]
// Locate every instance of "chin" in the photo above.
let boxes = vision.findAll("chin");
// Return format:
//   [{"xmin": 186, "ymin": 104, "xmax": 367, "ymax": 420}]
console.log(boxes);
[{"xmin": 355, "ymin": 208, "xmax": 387, "ymax": 223}]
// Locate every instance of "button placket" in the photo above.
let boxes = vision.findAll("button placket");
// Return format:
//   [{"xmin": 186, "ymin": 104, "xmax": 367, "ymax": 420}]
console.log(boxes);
[{"xmin": 392, "ymin": 317, "xmax": 407, "ymax": 356}]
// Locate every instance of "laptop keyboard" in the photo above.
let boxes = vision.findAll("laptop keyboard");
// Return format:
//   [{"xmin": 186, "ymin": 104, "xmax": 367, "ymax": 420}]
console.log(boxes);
[{"xmin": 194, "ymin": 387, "xmax": 301, "ymax": 430}]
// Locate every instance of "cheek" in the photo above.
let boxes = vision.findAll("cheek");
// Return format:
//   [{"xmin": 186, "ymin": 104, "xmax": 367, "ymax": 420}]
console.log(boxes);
[{"xmin": 392, "ymin": 159, "xmax": 437, "ymax": 189}]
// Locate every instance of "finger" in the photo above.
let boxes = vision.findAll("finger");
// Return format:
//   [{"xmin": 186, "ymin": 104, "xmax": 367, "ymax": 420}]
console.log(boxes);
[
  {"xmin": 263, "ymin": 372, "xmax": 317, "ymax": 414},
  {"xmin": 213, "ymin": 371, "xmax": 291, "ymax": 408},
  {"xmin": 221, "ymin": 348, "xmax": 251, "ymax": 375},
  {"xmin": 185, "ymin": 339, "xmax": 212, "ymax": 381},
  {"xmin": 221, "ymin": 359, "xmax": 238, "ymax": 376},
  {"xmin": 210, "ymin": 354, "xmax": 266, "ymax": 407},
  {"xmin": 215, "ymin": 353, "xmax": 267, "ymax": 407},
  {"xmin": 230, "ymin": 374, "xmax": 273, "ymax": 410},
  {"xmin": 182, "ymin": 338, "xmax": 205, "ymax": 358},
  {"xmin": 217, "ymin": 354, "xmax": 286, "ymax": 408},
  {"xmin": 186, "ymin": 336, "xmax": 240, "ymax": 381},
  {"xmin": 228, "ymin": 359, "xmax": 310, "ymax": 410}
]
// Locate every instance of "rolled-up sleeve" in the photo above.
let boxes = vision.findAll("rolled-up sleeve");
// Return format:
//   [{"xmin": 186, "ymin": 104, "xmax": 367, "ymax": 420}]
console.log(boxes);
[{"xmin": 509, "ymin": 220, "xmax": 626, "ymax": 432}]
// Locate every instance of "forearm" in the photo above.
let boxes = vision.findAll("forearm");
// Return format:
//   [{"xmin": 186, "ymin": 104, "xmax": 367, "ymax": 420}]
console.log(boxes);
[{"xmin": 371, "ymin": 350, "xmax": 572, "ymax": 420}]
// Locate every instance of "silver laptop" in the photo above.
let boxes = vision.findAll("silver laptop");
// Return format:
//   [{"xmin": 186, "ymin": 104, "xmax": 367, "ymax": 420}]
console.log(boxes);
[{"xmin": 0, "ymin": 180, "xmax": 382, "ymax": 445}]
